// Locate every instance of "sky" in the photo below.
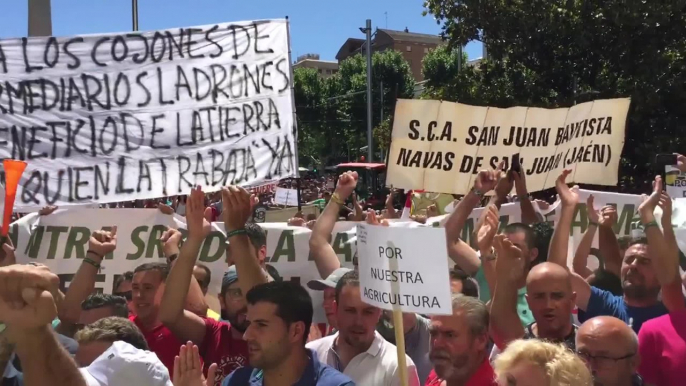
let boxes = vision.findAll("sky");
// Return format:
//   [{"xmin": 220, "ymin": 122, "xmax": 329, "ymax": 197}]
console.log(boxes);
[{"xmin": 0, "ymin": 0, "xmax": 483, "ymax": 62}]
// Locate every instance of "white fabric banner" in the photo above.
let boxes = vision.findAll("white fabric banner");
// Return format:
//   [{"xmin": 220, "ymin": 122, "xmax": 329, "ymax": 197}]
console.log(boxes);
[{"xmin": 0, "ymin": 20, "xmax": 297, "ymax": 211}]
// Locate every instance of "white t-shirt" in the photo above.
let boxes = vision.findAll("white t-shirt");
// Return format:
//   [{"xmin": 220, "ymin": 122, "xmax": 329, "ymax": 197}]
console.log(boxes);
[{"xmin": 306, "ymin": 331, "xmax": 420, "ymax": 386}]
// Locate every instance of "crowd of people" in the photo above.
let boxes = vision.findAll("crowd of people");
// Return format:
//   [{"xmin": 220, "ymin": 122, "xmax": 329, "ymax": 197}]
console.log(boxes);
[{"xmin": 1, "ymin": 157, "xmax": 686, "ymax": 386}]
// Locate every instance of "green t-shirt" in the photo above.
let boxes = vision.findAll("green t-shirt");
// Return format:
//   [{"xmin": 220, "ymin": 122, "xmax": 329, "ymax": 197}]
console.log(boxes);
[{"xmin": 474, "ymin": 264, "xmax": 534, "ymax": 327}]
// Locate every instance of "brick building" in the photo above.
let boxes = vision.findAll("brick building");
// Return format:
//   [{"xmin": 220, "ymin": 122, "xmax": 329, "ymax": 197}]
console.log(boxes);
[
  {"xmin": 293, "ymin": 53, "xmax": 339, "ymax": 78},
  {"xmin": 335, "ymin": 28, "xmax": 443, "ymax": 81}
]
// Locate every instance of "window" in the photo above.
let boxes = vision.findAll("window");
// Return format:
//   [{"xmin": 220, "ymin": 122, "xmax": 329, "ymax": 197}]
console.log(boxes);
[
  {"xmin": 424, "ymin": 47, "xmax": 429, "ymax": 53},
  {"xmin": 406, "ymin": 45, "xmax": 412, "ymax": 52}
]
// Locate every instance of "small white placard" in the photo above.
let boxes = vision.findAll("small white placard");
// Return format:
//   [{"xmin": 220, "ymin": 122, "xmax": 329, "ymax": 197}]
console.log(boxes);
[{"xmin": 274, "ymin": 188, "xmax": 299, "ymax": 206}]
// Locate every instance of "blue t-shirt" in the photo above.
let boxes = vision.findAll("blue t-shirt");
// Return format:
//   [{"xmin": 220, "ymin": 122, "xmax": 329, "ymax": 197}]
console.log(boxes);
[
  {"xmin": 578, "ymin": 287, "xmax": 668, "ymax": 333},
  {"xmin": 222, "ymin": 349, "xmax": 354, "ymax": 386}
]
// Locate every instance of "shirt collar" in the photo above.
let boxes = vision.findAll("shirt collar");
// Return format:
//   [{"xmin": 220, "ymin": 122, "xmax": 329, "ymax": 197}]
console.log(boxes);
[
  {"xmin": 247, "ymin": 349, "xmax": 323, "ymax": 386},
  {"xmin": 330, "ymin": 331, "xmax": 385, "ymax": 357},
  {"xmin": 465, "ymin": 357, "xmax": 496, "ymax": 386}
]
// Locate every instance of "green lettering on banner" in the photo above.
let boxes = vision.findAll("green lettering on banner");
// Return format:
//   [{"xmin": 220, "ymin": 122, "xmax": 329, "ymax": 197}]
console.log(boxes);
[
  {"xmin": 145, "ymin": 225, "xmax": 167, "ymax": 258},
  {"xmin": 270, "ymin": 230, "xmax": 295, "ymax": 262},
  {"xmin": 614, "ymin": 204, "xmax": 636, "ymax": 235},
  {"xmin": 24, "ymin": 225, "xmax": 45, "ymax": 259},
  {"xmin": 127, "ymin": 226, "xmax": 148, "ymax": 260},
  {"xmin": 46, "ymin": 226, "xmax": 69, "ymax": 259},
  {"xmin": 332, "ymin": 232, "xmax": 353, "ymax": 262},
  {"xmin": 199, "ymin": 231, "xmax": 226, "ymax": 263},
  {"xmin": 64, "ymin": 227, "xmax": 90, "ymax": 259}
]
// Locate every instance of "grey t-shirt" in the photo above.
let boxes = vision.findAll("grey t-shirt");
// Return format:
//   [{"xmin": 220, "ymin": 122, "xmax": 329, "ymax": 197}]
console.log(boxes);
[{"xmin": 405, "ymin": 315, "xmax": 432, "ymax": 385}]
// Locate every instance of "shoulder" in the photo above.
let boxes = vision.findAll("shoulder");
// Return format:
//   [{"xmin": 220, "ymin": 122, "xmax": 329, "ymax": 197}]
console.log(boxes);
[
  {"xmin": 222, "ymin": 367, "xmax": 255, "ymax": 385},
  {"xmin": 317, "ymin": 364, "xmax": 355, "ymax": 385},
  {"xmin": 307, "ymin": 334, "xmax": 335, "ymax": 351}
]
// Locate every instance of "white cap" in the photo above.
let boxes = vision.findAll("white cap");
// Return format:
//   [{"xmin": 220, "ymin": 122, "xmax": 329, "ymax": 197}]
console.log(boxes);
[{"xmin": 79, "ymin": 341, "xmax": 172, "ymax": 386}]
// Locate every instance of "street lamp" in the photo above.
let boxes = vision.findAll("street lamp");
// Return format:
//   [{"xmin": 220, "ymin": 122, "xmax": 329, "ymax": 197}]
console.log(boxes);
[{"xmin": 360, "ymin": 20, "xmax": 373, "ymax": 163}]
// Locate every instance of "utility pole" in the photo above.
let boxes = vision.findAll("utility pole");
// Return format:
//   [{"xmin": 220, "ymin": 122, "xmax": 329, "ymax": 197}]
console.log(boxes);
[
  {"xmin": 28, "ymin": 0, "xmax": 52, "ymax": 37},
  {"xmin": 132, "ymin": 0, "xmax": 139, "ymax": 31},
  {"xmin": 380, "ymin": 80, "xmax": 384, "ymax": 161},
  {"xmin": 363, "ymin": 19, "xmax": 373, "ymax": 162}
]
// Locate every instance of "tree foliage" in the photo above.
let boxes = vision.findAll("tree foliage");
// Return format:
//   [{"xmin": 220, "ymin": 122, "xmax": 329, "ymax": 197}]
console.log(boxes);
[
  {"xmin": 294, "ymin": 50, "xmax": 415, "ymax": 168},
  {"xmin": 423, "ymin": 0, "xmax": 686, "ymax": 192}
]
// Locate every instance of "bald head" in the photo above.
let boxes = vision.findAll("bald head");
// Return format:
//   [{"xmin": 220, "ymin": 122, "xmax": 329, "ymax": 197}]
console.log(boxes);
[
  {"xmin": 578, "ymin": 316, "xmax": 638, "ymax": 352},
  {"xmin": 526, "ymin": 262, "xmax": 572, "ymax": 292}
]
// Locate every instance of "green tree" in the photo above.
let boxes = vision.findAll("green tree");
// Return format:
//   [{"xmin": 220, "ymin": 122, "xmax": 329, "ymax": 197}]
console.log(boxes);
[{"xmin": 423, "ymin": 0, "xmax": 686, "ymax": 192}]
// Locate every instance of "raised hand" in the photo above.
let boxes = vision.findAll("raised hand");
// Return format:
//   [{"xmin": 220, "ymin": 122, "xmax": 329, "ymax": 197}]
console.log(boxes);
[
  {"xmin": 512, "ymin": 169, "xmax": 528, "ymax": 197},
  {"xmin": 474, "ymin": 161, "xmax": 504, "ymax": 194},
  {"xmin": 157, "ymin": 203, "xmax": 174, "ymax": 215},
  {"xmin": 638, "ymin": 175, "xmax": 662, "ymax": 218},
  {"xmin": 493, "ymin": 234, "xmax": 526, "ymax": 283},
  {"xmin": 186, "ymin": 186, "xmax": 212, "ymax": 239},
  {"xmin": 598, "ymin": 205, "xmax": 618, "ymax": 228},
  {"xmin": 288, "ymin": 217, "xmax": 307, "ymax": 227},
  {"xmin": 160, "ymin": 228, "xmax": 183, "ymax": 259},
  {"xmin": 677, "ymin": 154, "xmax": 686, "ymax": 173},
  {"xmin": 0, "ymin": 264, "xmax": 60, "ymax": 333},
  {"xmin": 173, "ymin": 342, "xmax": 216, "ymax": 386},
  {"xmin": 89, "ymin": 227, "xmax": 117, "ymax": 259},
  {"xmin": 335, "ymin": 171, "xmax": 359, "ymax": 200},
  {"xmin": 555, "ymin": 169, "xmax": 579, "ymax": 208},
  {"xmin": 37, "ymin": 206, "xmax": 58, "ymax": 216},
  {"xmin": 494, "ymin": 162, "xmax": 513, "ymax": 199},
  {"xmin": 658, "ymin": 191, "xmax": 673, "ymax": 224},
  {"xmin": 222, "ymin": 186, "xmax": 258, "ymax": 232},
  {"xmin": 586, "ymin": 195, "xmax": 600, "ymax": 225},
  {"xmin": 477, "ymin": 205, "xmax": 499, "ymax": 254},
  {"xmin": 0, "ymin": 238, "xmax": 16, "ymax": 268},
  {"xmin": 366, "ymin": 209, "xmax": 389, "ymax": 227}
]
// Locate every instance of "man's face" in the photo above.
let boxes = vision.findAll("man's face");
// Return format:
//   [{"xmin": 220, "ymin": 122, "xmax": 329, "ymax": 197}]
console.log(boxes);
[
  {"xmin": 131, "ymin": 270, "xmax": 164, "ymax": 321},
  {"xmin": 243, "ymin": 301, "xmax": 299, "ymax": 369},
  {"xmin": 450, "ymin": 278, "xmax": 463, "ymax": 294},
  {"xmin": 322, "ymin": 287, "xmax": 337, "ymax": 327},
  {"xmin": 192, "ymin": 266, "xmax": 209, "ymax": 295},
  {"xmin": 114, "ymin": 279, "xmax": 133, "ymax": 312},
  {"xmin": 621, "ymin": 244, "xmax": 660, "ymax": 299},
  {"xmin": 75, "ymin": 341, "xmax": 113, "ymax": 367},
  {"xmin": 504, "ymin": 230, "xmax": 537, "ymax": 267},
  {"xmin": 429, "ymin": 310, "xmax": 487, "ymax": 381},
  {"xmin": 334, "ymin": 285, "xmax": 381, "ymax": 351},
  {"xmin": 219, "ymin": 282, "xmax": 248, "ymax": 333},
  {"xmin": 78, "ymin": 306, "xmax": 117, "ymax": 328},
  {"xmin": 526, "ymin": 276, "xmax": 575, "ymax": 336},
  {"xmin": 576, "ymin": 329, "xmax": 637, "ymax": 386}
]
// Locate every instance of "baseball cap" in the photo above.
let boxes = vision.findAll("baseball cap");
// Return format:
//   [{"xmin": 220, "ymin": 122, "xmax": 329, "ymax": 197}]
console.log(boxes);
[
  {"xmin": 222, "ymin": 266, "xmax": 239, "ymax": 292},
  {"xmin": 307, "ymin": 268, "xmax": 353, "ymax": 291},
  {"xmin": 79, "ymin": 341, "xmax": 172, "ymax": 386}
]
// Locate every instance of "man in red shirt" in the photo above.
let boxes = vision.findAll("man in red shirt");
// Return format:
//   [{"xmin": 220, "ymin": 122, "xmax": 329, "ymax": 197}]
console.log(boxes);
[
  {"xmin": 130, "ymin": 262, "xmax": 183, "ymax": 375},
  {"xmin": 426, "ymin": 294, "xmax": 496, "ymax": 386},
  {"xmin": 160, "ymin": 186, "xmax": 267, "ymax": 386}
]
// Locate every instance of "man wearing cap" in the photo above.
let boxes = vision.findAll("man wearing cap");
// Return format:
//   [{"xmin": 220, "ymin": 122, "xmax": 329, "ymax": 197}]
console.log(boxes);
[
  {"xmin": 79, "ymin": 341, "xmax": 172, "ymax": 386},
  {"xmin": 307, "ymin": 267, "xmax": 352, "ymax": 336}
]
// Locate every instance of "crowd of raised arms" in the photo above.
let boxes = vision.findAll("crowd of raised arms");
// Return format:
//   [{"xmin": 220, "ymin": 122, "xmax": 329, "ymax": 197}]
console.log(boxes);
[{"xmin": 2, "ymin": 156, "xmax": 686, "ymax": 386}]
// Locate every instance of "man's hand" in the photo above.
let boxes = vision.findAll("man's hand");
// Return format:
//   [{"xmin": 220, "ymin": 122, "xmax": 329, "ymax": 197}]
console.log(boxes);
[
  {"xmin": 533, "ymin": 199, "xmax": 550, "ymax": 211},
  {"xmin": 598, "ymin": 205, "xmax": 618, "ymax": 228},
  {"xmin": 0, "ymin": 239, "xmax": 16, "ymax": 268},
  {"xmin": 0, "ymin": 265, "xmax": 60, "ymax": 334},
  {"xmin": 474, "ymin": 162, "xmax": 503, "ymax": 193},
  {"xmin": 89, "ymin": 228, "xmax": 117, "ymax": 260},
  {"xmin": 335, "ymin": 171, "xmax": 358, "ymax": 200},
  {"xmin": 366, "ymin": 210, "xmax": 389, "ymax": 227},
  {"xmin": 477, "ymin": 205, "xmax": 499, "ymax": 254},
  {"xmin": 586, "ymin": 195, "xmax": 600, "ymax": 225},
  {"xmin": 38, "ymin": 206, "xmax": 58, "ymax": 216},
  {"xmin": 186, "ymin": 186, "xmax": 212, "ymax": 239},
  {"xmin": 638, "ymin": 175, "xmax": 662, "ymax": 222},
  {"xmin": 493, "ymin": 234, "xmax": 526, "ymax": 283},
  {"xmin": 385, "ymin": 189, "xmax": 396, "ymax": 218},
  {"xmin": 658, "ymin": 191, "xmax": 673, "ymax": 225},
  {"xmin": 494, "ymin": 164, "xmax": 513, "ymax": 199},
  {"xmin": 173, "ymin": 342, "xmax": 217, "ymax": 386},
  {"xmin": 512, "ymin": 170, "xmax": 528, "ymax": 197},
  {"xmin": 222, "ymin": 186, "xmax": 258, "ymax": 232},
  {"xmin": 160, "ymin": 228, "xmax": 183, "ymax": 259},
  {"xmin": 158, "ymin": 203, "xmax": 174, "ymax": 215},
  {"xmin": 677, "ymin": 154, "xmax": 686, "ymax": 173},
  {"xmin": 555, "ymin": 169, "xmax": 579, "ymax": 208},
  {"xmin": 288, "ymin": 217, "xmax": 307, "ymax": 227}
]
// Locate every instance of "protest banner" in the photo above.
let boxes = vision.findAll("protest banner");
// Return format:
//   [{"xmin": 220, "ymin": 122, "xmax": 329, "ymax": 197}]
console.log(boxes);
[
  {"xmin": 386, "ymin": 98, "xmax": 631, "ymax": 195},
  {"xmin": 0, "ymin": 20, "xmax": 297, "ymax": 211},
  {"xmin": 357, "ymin": 223, "xmax": 452, "ymax": 315},
  {"xmin": 274, "ymin": 187, "xmax": 298, "ymax": 206},
  {"xmin": 665, "ymin": 165, "xmax": 686, "ymax": 198}
]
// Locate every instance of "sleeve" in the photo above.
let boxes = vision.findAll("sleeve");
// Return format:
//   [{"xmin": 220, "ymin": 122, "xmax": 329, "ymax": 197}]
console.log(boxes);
[
  {"xmin": 199, "ymin": 318, "xmax": 227, "ymax": 356},
  {"xmin": 391, "ymin": 356, "xmax": 420, "ymax": 386},
  {"xmin": 578, "ymin": 286, "xmax": 623, "ymax": 323},
  {"xmin": 473, "ymin": 264, "xmax": 491, "ymax": 303},
  {"xmin": 637, "ymin": 323, "xmax": 660, "ymax": 384}
]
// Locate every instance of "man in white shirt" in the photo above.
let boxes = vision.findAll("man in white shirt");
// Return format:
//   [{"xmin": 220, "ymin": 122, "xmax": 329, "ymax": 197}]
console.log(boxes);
[{"xmin": 306, "ymin": 270, "xmax": 420, "ymax": 386}]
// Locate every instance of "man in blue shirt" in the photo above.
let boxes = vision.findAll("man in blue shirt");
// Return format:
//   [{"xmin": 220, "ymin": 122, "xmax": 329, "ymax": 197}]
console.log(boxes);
[{"xmin": 222, "ymin": 281, "xmax": 353, "ymax": 386}]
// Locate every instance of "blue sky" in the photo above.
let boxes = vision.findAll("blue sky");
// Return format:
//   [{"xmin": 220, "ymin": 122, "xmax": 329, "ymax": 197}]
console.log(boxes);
[{"xmin": 0, "ymin": 0, "xmax": 483, "ymax": 62}]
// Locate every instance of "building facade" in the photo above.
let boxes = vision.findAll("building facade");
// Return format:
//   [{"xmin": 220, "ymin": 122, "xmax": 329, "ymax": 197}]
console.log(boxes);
[{"xmin": 293, "ymin": 53, "xmax": 339, "ymax": 78}]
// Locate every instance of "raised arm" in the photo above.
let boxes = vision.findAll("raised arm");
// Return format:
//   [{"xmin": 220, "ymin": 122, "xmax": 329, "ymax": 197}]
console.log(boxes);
[
  {"xmin": 445, "ymin": 170, "xmax": 499, "ymax": 274},
  {"xmin": 58, "ymin": 228, "xmax": 117, "ymax": 335},
  {"xmin": 160, "ymin": 187, "xmax": 211, "ymax": 345},
  {"xmin": 513, "ymin": 170, "xmax": 538, "ymax": 225},
  {"xmin": 223, "ymin": 186, "xmax": 268, "ymax": 297},
  {"xmin": 572, "ymin": 195, "xmax": 598, "ymax": 278},
  {"xmin": 597, "ymin": 206, "xmax": 622, "ymax": 277},
  {"xmin": 490, "ymin": 234, "xmax": 527, "ymax": 348},
  {"xmin": 547, "ymin": 170, "xmax": 578, "ymax": 267},
  {"xmin": 476, "ymin": 205, "xmax": 500, "ymax": 296},
  {"xmin": 1, "ymin": 265, "xmax": 86, "ymax": 386},
  {"xmin": 309, "ymin": 171, "xmax": 358, "ymax": 278}
]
